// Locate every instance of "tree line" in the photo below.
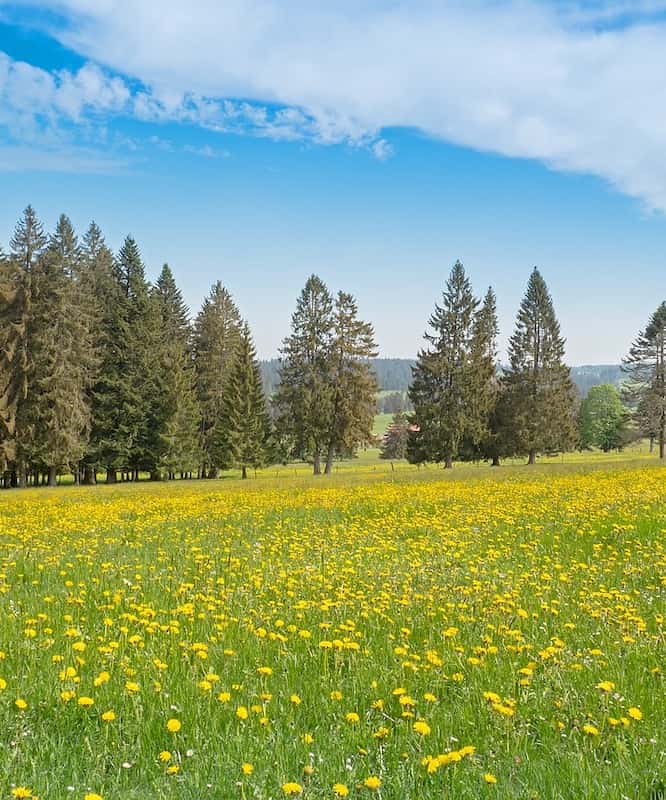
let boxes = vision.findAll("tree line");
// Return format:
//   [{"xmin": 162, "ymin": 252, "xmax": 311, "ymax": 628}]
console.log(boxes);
[
  {"xmin": 1, "ymin": 207, "xmax": 664, "ymax": 486},
  {"xmin": 379, "ymin": 261, "xmax": 666, "ymax": 466},
  {"xmin": 0, "ymin": 208, "xmax": 379, "ymax": 486}
]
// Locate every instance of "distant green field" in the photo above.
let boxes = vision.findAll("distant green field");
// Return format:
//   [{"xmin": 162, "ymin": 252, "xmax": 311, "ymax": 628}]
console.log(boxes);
[{"xmin": 372, "ymin": 413, "xmax": 394, "ymax": 437}]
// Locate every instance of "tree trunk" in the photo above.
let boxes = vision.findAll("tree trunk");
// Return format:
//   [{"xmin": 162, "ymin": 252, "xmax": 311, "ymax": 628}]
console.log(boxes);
[
  {"xmin": 491, "ymin": 455, "xmax": 500, "ymax": 467},
  {"xmin": 208, "ymin": 467, "xmax": 218, "ymax": 479},
  {"xmin": 82, "ymin": 465, "xmax": 96, "ymax": 485},
  {"xmin": 241, "ymin": 465, "xmax": 247, "ymax": 479},
  {"xmin": 47, "ymin": 465, "xmax": 57, "ymax": 487},
  {"xmin": 313, "ymin": 451, "xmax": 321, "ymax": 475},
  {"xmin": 106, "ymin": 468, "xmax": 117, "ymax": 484},
  {"xmin": 660, "ymin": 431, "xmax": 665, "ymax": 460},
  {"xmin": 444, "ymin": 454, "xmax": 453, "ymax": 469},
  {"xmin": 324, "ymin": 444, "xmax": 335, "ymax": 475},
  {"xmin": 18, "ymin": 465, "xmax": 27, "ymax": 488},
  {"xmin": 150, "ymin": 470, "xmax": 161, "ymax": 481},
  {"xmin": 527, "ymin": 449, "xmax": 536, "ymax": 465}
]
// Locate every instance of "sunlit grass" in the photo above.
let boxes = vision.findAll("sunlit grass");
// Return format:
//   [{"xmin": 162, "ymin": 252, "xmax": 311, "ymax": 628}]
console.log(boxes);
[{"xmin": 0, "ymin": 455, "xmax": 664, "ymax": 799}]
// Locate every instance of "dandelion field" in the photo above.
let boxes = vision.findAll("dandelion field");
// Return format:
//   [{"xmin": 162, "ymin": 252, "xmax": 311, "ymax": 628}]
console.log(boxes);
[{"xmin": 0, "ymin": 462, "xmax": 664, "ymax": 799}]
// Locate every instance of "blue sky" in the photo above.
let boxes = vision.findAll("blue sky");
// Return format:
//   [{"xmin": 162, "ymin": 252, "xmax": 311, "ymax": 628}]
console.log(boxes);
[{"xmin": 2, "ymin": 1, "xmax": 666, "ymax": 363}]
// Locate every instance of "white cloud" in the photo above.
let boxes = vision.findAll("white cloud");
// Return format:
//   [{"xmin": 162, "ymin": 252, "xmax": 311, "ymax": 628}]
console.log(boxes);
[
  {"xmin": 0, "ymin": 144, "xmax": 128, "ymax": 173},
  {"xmin": 6, "ymin": 1, "xmax": 666, "ymax": 205}
]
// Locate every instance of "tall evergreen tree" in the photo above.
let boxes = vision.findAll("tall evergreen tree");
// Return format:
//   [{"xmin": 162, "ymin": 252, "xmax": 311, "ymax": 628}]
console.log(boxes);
[
  {"xmin": 408, "ymin": 261, "xmax": 480, "ymax": 468},
  {"xmin": 503, "ymin": 268, "xmax": 577, "ymax": 464},
  {"xmin": 193, "ymin": 282, "xmax": 242, "ymax": 477},
  {"xmin": 83, "ymin": 224, "xmax": 130, "ymax": 482},
  {"xmin": 323, "ymin": 291, "xmax": 378, "ymax": 473},
  {"xmin": 212, "ymin": 322, "xmax": 272, "ymax": 478},
  {"xmin": 0, "ymin": 252, "xmax": 28, "ymax": 476},
  {"xmin": 275, "ymin": 275, "xmax": 334, "ymax": 475},
  {"xmin": 152, "ymin": 264, "xmax": 200, "ymax": 477},
  {"xmin": 29, "ymin": 214, "xmax": 94, "ymax": 485},
  {"xmin": 466, "ymin": 287, "xmax": 500, "ymax": 457},
  {"xmin": 622, "ymin": 302, "xmax": 666, "ymax": 458},
  {"xmin": 10, "ymin": 206, "xmax": 47, "ymax": 487},
  {"xmin": 114, "ymin": 236, "xmax": 160, "ymax": 479}
]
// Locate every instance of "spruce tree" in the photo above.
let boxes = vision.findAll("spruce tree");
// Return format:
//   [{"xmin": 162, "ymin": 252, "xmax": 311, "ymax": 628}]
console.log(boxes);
[
  {"xmin": 10, "ymin": 206, "xmax": 47, "ymax": 487},
  {"xmin": 193, "ymin": 281, "xmax": 242, "ymax": 477},
  {"xmin": 114, "ymin": 236, "xmax": 159, "ymax": 479},
  {"xmin": 29, "ymin": 214, "xmax": 94, "ymax": 485},
  {"xmin": 622, "ymin": 302, "xmax": 666, "ymax": 458},
  {"xmin": 466, "ymin": 287, "xmax": 504, "ymax": 464},
  {"xmin": 152, "ymin": 264, "xmax": 200, "ymax": 477},
  {"xmin": 323, "ymin": 291, "xmax": 378, "ymax": 473},
  {"xmin": 408, "ymin": 261, "xmax": 480, "ymax": 469},
  {"xmin": 503, "ymin": 268, "xmax": 577, "ymax": 464},
  {"xmin": 83, "ymin": 224, "xmax": 130, "ymax": 482},
  {"xmin": 467, "ymin": 287, "xmax": 499, "ymax": 454},
  {"xmin": 212, "ymin": 322, "xmax": 272, "ymax": 478},
  {"xmin": 275, "ymin": 275, "xmax": 334, "ymax": 475},
  {"xmin": 0, "ymin": 252, "xmax": 28, "ymax": 477}
]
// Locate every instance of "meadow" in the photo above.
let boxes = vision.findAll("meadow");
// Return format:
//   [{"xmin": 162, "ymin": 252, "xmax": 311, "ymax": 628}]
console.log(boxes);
[{"xmin": 0, "ymin": 456, "xmax": 664, "ymax": 799}]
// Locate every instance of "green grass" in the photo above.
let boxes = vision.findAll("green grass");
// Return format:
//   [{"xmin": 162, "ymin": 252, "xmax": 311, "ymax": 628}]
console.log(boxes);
[{"xmin": 0, "ymin": 454, "xmax": 664, "ymax": 799}]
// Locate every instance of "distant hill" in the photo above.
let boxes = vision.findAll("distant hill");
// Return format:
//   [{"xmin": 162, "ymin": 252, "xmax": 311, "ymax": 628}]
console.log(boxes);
[{"xmin": 260, "ymin": 359, "xmax": 624, "ymax": 398}]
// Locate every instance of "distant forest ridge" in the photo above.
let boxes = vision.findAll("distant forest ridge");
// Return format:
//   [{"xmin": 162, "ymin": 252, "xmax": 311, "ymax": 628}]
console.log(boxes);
[{"xmin": 260, "ymin": 359, "xmax": 624, "ymax": 397}]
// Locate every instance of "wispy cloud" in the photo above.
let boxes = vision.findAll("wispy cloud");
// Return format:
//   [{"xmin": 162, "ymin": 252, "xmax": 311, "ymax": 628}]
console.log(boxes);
[
  {"xmin": 0, "ymin": 144, "xmax": 129, "ymax": 174},
  {"xmin": 5, "ymin": 1, "xmax": 666, "ymax": 207},
  {"xmin": 183, "ymin": 143, "xmax": 230, "ymax": 158}
]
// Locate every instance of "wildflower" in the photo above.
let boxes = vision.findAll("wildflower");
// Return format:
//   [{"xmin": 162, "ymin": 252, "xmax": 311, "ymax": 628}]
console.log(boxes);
[
  {"xmin": 345, "ymin": 712, "xmax": 360, "ymax": 724},
  {"xmin": 236, "ymin": 706, "xmax": 249, "ymax": 720},
  {"xmin": 364, "ymin": 776, "xmax": 381, "ymax": 790},
  {"xmin": 333, "ymin": 784, "xmax": 349, "ymax": 797},
  {"xmin": 241, "ymin": 763, "xmax": 254, "ymax": 775},
  {"xmin": 101, "ymin": 710, "xmax": 116, "ymax": 722},
  {"xmin": 78, "ymin": 696, "xmax": 94, "ymax": 707},
  {"xmin": 290, "ymin": 694, "xmax": 302, "ymax": 705},
  {"xmin": 484, "ymin": 773, "xmax": 497, "ymax": 784},
  {"xmin": 282, "ymin": 782, "xmax": 303, "ymax": 795},
  {"xmin": 15, "ymin": 698, "xmax": 27, "ymax": 710},
  {"xmin": 413, "ymin": 720, "xmax": 431, "ymax": 736},
  {"xmin": 596, "ymin": 681, "xmax": 615, "ymax": 693},
  {"xmin": 166, "ymin": 718, "xmax": 181, "ymax": 733},
  {"xmin": 159, "ymin": 751, "xmax": 171, "ymax": 762},
  {"xmin": 628, "ymin": 707, "xmax": 643, "ymax": 721},
  {"xmin": 84, "ymin": 794, "xmax": 103, "ymax": 800},
  {"xmin": 582, "ymin": 724, "xmax": 599, "ymax": 736},
  {"xmin": 12, "ymin": 789, "xmax": 34, "ymax": 799}
]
